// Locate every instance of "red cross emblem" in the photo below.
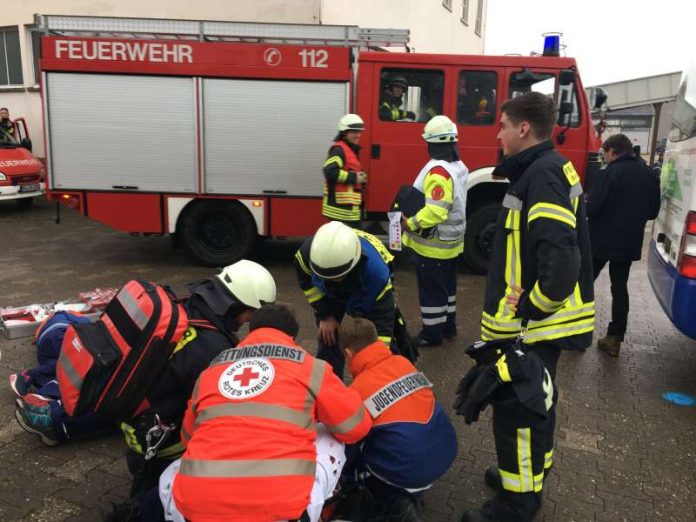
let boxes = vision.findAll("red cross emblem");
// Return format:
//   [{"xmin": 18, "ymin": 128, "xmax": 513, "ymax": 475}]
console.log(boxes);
[{"xmin": 233, "ymin": 367, "xmax": 260, "ymax": 387}]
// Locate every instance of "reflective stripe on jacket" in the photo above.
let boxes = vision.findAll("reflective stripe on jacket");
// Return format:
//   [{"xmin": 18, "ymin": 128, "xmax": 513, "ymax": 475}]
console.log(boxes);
[
  {"xmin": 348, "ymin": 342, "xmax": 457, "ymax": 489},
  {"xmin": 481, "ymin": 141, "xmax": 595, "ymax": 349},
  {"xmin": 173, "ymin": 327, "xmax": 371, "ymax": 522},
  {"xmin": 322, "ymin": 140, "xmax": 363, "ymax": 222},
  {"xmin": 403, "ymin": 160, "xmax": 469, "ymax": 259}
]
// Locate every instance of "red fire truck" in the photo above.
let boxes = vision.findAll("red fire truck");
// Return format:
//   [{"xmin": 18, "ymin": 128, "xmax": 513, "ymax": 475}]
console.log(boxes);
[{"xmin": 37, "ymin": 14, "xmax": 602, "ymax": 273}]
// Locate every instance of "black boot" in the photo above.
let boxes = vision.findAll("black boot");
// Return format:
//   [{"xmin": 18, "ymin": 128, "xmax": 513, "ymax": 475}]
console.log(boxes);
[
  {"xmin": 385, "ymin": 492, "xmax": 424, "ymax": 522},
  {"xmin": 101, "ymin": 497, "xmax": 141, "ymax": 522},
  {"xmin": 484, "ymin": 466, "xmax": 503, "ymax": 491},
  {"xmin": 461, "ymin": 495, "xmax": 537, "ymax": 522}
]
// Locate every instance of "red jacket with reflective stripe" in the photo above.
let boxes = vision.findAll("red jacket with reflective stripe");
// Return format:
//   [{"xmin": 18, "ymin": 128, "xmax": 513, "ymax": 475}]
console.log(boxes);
[{"xmin": 174, "ymin": 328, "xmax": 371, "ymax": 522}]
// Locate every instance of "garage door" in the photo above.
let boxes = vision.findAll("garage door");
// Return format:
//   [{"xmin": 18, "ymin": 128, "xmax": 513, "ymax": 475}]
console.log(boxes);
[{"xmin": 203, "ymin": 78, "xmax": 348, "ymax": 196}]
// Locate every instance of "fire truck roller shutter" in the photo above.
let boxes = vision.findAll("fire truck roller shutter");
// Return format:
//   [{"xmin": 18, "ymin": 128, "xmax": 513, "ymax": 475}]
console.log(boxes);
[
  {"xmin": 46, "ymin": 73, "xmax": 197, "ymax": 193},
  {"xmin": 202, "ymin": 78, "xmax": 348, "ymax": 196}
]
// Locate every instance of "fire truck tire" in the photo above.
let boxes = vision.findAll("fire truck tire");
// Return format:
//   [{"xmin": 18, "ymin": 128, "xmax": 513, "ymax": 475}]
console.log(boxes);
[
  {"xmin": 463, "ymin": 202, "xmax": 500, "ymax": 275},
  {"xmin": 16, "ymin": 198, "xmax": 34, "ymax": 210},
  {"xmin": 179, "ymin": 200, "xmax": 256, "ymax": 266}
]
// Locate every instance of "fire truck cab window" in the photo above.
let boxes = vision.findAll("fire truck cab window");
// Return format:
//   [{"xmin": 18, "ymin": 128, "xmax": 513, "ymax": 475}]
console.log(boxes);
[
  {"xmin": 379, "ymin": 69, "xmax": 444, "ymax": 123},
  {"xmin": 457, "ymin": 71, "xmax": 497, "ymax": 125},
  {"xmin": 509, "ymin": 70, "xmax": 581, "ymax": 128}
]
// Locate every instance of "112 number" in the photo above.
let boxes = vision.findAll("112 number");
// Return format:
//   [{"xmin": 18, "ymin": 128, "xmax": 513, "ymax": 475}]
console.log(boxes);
[{"xmin": 298, "ymin": 49, "xmax": 328, "ymax": 68}]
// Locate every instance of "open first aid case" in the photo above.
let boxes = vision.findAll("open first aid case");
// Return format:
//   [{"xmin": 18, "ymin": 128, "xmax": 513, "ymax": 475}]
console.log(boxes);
[{"xmin": 0, "ymin": 288, "xmax": 118, "ymax": 339}]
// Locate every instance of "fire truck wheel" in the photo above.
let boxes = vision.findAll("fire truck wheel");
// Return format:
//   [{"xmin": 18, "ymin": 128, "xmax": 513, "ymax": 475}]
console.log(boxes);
[
  {"xmin": 179, "ymin": 200, "xmax": 256, "ymax": 267},
  {"xmin": 16, "ymin": 198, "xmax": 34, "ymax": 210},
  {"xmin": 463, "ymin": 202, "xmax": 500, "ymax": 275}
]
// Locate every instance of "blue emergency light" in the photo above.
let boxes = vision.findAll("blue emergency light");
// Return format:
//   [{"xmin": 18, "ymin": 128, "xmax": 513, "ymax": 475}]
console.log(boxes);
[{"xmin": 542, "ymin": 34, "xmax": 561, "ymax": 57}]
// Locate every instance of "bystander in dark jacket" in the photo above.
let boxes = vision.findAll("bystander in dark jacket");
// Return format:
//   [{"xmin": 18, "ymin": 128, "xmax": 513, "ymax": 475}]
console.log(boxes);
[{"xmin": 587, "ymin": 133, "xmax": 661, "ymax": 356}]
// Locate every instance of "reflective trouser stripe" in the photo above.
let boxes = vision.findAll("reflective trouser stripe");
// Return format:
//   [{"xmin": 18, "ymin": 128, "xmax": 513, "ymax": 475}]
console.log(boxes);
[
  {"xmin": 195, "ymin": 403, "xmax": 315, "ymax": 430},
  {"xmin": 179, "ymin": 458, "xmax": 316, "ymax": 478},
  {"xmin": 423, "ymin": 316, "xmax": 446, "ymax": 325},
  {"xmin": 499, "ymin": 469, "xmax": 544, "ymax": 493},
  {"xmin": 544, "ymin": 449, "xmax": 554, "ymax": 470},
  {"xmin": 325, "ymin": 407, "xmax": 366, "ymax": 435},
  {"xmin": 448, "ymin": 295, "xmax": 456, "ymax": 313},
  {"xmin": 517, "ymin": 428, "xmax": 533, "ymax": 492},
  {"xmin": 420, "ymin": 305, "xmax": 447, "ymax": 313}
]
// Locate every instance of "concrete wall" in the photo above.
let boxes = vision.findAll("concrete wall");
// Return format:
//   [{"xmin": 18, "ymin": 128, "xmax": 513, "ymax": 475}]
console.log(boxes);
[
  {"xmin": 0, "ymin": 0, "xmax": 485, "ymax": 158},
  {"xmin": 320, "ymin": 0, "xmax": 486, "ymax": 54}
]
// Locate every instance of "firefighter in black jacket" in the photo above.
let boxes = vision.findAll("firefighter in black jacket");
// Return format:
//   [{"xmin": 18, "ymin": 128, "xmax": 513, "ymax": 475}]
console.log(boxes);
[
  {"xmin": 460, "ymin": 92, "xmax": 594, "ymax": 522},
  {"xmin": 114, "ymin": 260, "xmax": 276, "ymax": 507}
]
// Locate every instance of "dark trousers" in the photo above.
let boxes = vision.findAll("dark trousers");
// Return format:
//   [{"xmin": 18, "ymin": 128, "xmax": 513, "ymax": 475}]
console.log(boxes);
[
  {"xmin": 593, "ymin": 259, "xmax": 632, "ymax": 340},
  {"xmin": 491, "ymin": 343, "xmax": 560, "ymax": 521},
  {"xmin": 415, "ymin": 254, "xmax": 457, "ymax": 343},
  {"xmin": 316, "ymin": 310, "xmax": 346, "ymax": 379}
]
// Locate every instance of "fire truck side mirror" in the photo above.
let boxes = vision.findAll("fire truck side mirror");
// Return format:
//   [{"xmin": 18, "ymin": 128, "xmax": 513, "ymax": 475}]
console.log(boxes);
[
  {"xmin": 559, "ymin": 69, "xmax": 576, "ymax": 86},
  {"xmin": 589, "ymin": 87, "xmax": 608, "ymax": 111},
  {"xmin": 21, "ymin": 137, "xmax": 33, "ymax": 152}
]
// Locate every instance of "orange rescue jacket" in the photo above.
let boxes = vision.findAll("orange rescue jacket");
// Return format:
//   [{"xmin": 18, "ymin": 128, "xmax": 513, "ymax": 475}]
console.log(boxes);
[{"xmin": 174, "ymin": 327, "xmax": 371, "ymax": 522}]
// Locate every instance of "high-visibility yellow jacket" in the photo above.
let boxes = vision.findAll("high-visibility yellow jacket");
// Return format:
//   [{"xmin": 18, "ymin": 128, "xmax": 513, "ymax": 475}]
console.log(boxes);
[
  {"xmin": 403, "ymin": 159, "xmax": 468, "ymax": 260},
  {"xmin": 322, "ymin": 139, "xmax": 363, "ymax": 222}
]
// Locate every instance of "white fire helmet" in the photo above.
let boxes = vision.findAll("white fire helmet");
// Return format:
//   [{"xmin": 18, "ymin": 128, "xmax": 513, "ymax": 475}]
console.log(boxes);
[
  {"xmin": 338, "ymin": 114, "xmax": 365, "ymax": 132},
  {"xmin": 215, "ymin": 260, "xmax": 276, "ymax": 309},
  {"xmin": 422, "ymin": 115, "xmax": 458, "ymax": 143},
  {"xmin": 309, "ymin": 222, "xmax": 362, "ymax": 280}
]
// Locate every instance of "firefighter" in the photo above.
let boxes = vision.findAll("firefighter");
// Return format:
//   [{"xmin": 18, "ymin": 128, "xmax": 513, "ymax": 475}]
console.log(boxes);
[
  {"xmin": 461, "ymin": 92, "xmax": 594, "ymax": 522},
  {"xmin": 294, "ymin": 221, "xmax": 396, "ymax": 378},
  {"xmin": 379, "ymin": 76, "xmax": 416, "ymax": 122},
  {"xmin": 113, "ymin": 260, "xmax": 277, "ymax": 506},
  {"xmin": 337, "ymin": 317, "xmax": 458, "ymax": 522},
  {"xmin": 167, "ymin": 304, "xmax": 371, "ymax": 522},
  {"xmin": 322, "ymin": 113, "xmax": 368, "ymax": 225},
  {"xmin": 0, "ymin": 107, "xmax": 15, "ymax": 136},
  {"xmin": 401, "ymin": 115, "xmax": 469, "ymax": 347}
]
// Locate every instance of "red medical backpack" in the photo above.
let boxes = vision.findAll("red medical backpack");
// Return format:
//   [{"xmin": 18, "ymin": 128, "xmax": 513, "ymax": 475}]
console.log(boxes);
[{"xmin": 57, "ymin": 280, "xmax": 188, "ymax": 419}]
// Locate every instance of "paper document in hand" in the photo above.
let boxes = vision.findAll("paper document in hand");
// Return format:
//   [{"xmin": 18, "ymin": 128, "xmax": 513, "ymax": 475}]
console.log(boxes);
[{"xmin": 388, "ymin": 211, "xmax": 402, "ymax": 251}]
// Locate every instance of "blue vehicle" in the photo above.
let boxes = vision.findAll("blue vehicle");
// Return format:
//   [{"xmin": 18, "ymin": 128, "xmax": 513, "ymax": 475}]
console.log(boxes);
[{"xmin": 648, "ymin": 58, "xmax": 696, "ymax": 339}]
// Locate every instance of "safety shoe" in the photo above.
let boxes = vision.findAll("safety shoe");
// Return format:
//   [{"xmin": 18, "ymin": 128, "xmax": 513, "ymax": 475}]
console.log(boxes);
[
  {"xmin": 484, "ymin": 466, "xmax": 503, "ymax": 492},
  {"xmin": 101, "ymin": 497, "xmax": 141, "ymax": 522},
  {"xmin": 15, "ymin": 395, "xmax": 60, "ymax": 447},
  {"xmin": 460, "ymin": 496, "xmax": 532, "ymax": 522},
  {"xmin": 411, "ymin": 334, "xmax": 442, "ymax": 348},
  {"xmin": 443, "ymin": 328, "xmax": 458, "ymax": 341},
  {"xmin": 9, "ymin": 371, "xmax": 32, "ymax": 397},
  {"xmin": 597, "ymin": 335, "xmax": 621, "ymax": 357},
  {"xmin": 385, "ymin": 493, "xmax": 425, "ymax": 522}
]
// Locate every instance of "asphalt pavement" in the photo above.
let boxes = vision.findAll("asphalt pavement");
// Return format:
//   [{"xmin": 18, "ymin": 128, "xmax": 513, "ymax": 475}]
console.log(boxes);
[{"xmin": 1, "ymin": 198, "xmax": 695, "ymax": 521}]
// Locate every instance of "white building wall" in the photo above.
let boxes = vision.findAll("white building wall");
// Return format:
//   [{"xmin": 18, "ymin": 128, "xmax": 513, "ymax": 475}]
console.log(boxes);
[
  {"xmin": 320, "ymin": 0, "xmax": 486, "ymax": 54},
  {"xmin": 0, "ymin": 0, "xmax": 485, "ymax": 158}
]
